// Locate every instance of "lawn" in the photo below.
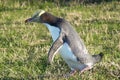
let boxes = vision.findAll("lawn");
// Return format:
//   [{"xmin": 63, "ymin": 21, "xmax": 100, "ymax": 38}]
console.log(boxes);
[{"xmin": 0, "ymin": 0, "xmax": 120, "ymax": 80}]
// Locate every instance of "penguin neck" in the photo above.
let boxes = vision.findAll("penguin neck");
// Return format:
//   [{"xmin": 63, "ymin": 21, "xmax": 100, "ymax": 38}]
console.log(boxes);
[
  {"xmin": 41, "ymin": 12, "xmax": 63, "ymax": 27},
  {"xmin": 44, "ymin": 23, "xmax": 60, "ymax": 41}
]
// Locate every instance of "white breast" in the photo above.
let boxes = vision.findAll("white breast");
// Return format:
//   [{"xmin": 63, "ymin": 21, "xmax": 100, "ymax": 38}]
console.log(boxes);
[
  {"xmin": 44, "ymin": 23, "xmax": 85, "ymax": 70},
  {"xmin": 44, "ymin": 23, "xmax": 60, "ymax": 41}
]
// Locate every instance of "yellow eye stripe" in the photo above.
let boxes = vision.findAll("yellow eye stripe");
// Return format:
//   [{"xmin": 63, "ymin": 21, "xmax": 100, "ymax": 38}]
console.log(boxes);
[{"xmin": 38, "ymin": 10, "xmax": 45, "ymax": 16}]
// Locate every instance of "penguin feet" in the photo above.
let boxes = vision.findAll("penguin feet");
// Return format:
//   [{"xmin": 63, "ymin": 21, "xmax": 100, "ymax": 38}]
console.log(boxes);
[
  {"xmin": 69, "ymin": 70, "xmax": 77, "ymax": 76},
  {"xmin": 80, "ymin": 66, "xmax": 91, "ymax": 74},
  {"xmin": 64, "ymin": 70, "xmax": 76, "ymax": 78},
  {"xmin": 64, "ymin": 66, "xmax": 92, "ymax": 78}
]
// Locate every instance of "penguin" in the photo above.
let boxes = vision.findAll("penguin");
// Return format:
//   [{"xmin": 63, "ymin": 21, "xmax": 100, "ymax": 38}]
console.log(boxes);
[{"xmin": 25, "ymin": 10, "xmax": 103, "ymax": 76}]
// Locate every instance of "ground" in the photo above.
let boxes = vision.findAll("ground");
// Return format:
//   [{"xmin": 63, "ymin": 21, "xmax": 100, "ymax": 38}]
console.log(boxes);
[{"xmin": 0, "ymin": 0, "xmax": 120, "ymax": 80}]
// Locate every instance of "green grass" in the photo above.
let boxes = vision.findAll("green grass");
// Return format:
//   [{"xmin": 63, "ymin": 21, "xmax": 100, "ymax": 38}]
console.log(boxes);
[{"xmin": 0, "ymin": 0, "xmax": 120, "ymax": 80}]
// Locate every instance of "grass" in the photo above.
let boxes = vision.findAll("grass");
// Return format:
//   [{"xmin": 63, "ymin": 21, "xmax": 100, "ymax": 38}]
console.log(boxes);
[{"xmin": 0, "ymin": 0, "xmax": 120, "ymax": 80}]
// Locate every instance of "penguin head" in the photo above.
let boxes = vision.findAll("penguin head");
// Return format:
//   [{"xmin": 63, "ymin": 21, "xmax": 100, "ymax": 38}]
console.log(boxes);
[
  {"xmin": 25, "ymin": 10, "xmax": 61, "ymax": 26},
  {"xmin": 25, "ymin": 10, "xmax": 45, "ymax": 23}
]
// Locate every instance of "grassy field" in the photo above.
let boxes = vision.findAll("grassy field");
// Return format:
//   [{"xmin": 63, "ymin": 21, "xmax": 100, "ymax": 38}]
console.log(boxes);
[{"xmin": 0, "ymin": 0, "xmax": 120, "ymax": 80}]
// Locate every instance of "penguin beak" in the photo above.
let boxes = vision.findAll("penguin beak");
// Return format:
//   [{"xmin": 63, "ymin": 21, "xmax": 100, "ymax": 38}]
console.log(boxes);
[{"xmin": 25, "ymin": 18, "xmax": 33, "ymax": 23}]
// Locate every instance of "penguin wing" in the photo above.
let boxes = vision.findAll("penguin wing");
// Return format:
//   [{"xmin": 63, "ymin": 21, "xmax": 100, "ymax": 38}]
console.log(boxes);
[{"xmin": 48, "ymin": 32, "xmax": 65, "ymax": 64}]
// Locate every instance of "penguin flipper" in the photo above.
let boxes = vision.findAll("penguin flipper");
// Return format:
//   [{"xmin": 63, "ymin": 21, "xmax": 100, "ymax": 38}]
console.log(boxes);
[{"xmin": 48, "ymin": 35, "xmax": 64, "ymax": 64}]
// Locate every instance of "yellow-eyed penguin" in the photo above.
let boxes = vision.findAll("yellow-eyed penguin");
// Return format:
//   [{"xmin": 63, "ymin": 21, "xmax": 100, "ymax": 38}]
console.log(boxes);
[{"xmin": 25, "ymin": 10, "xmax": 103, "ymax": 76}]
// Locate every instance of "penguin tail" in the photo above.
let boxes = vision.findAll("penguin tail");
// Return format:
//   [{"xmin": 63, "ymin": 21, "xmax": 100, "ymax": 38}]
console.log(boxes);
[{"xmin": 92, "ymin": 52, "xmax": 104, "ymax": 64}]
